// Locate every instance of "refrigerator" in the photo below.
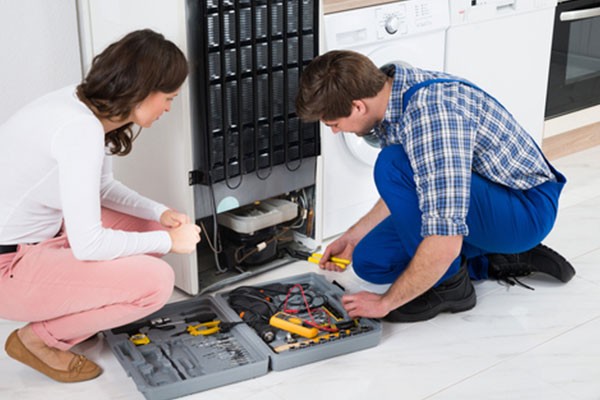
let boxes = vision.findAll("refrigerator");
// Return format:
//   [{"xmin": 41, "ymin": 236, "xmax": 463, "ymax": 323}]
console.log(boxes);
[{"xmin": 77, "ymin": 0, "xmax": 321, "ymax": 294}]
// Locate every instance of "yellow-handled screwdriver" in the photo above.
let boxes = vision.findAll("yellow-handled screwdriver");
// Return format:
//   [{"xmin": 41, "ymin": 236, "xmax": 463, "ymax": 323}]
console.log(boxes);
[{"xmin": 307, "ymin": 253, "xmax": 350, "ymax": 270}]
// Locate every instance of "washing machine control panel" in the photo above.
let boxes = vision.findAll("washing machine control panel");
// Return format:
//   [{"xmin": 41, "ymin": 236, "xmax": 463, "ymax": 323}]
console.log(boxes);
[
  {"xmin": 376, "ymin": 4, "xmax": 407, "ymax": 38},
  {"xmin": 374, "ymin": 0, "xmax": 446, "ymax": 40},
  {"xmin": 325, "ymin": 0, "xmax": 449, "ymax": 51}
]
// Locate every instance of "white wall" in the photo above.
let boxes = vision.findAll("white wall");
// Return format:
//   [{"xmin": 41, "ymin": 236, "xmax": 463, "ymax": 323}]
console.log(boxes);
[
  {"xmin": 0, "ymin": 0, "xmax": 199, "ymax": 293},
  {"xmin": 0, "ymin": 0, "xmax": 81, "ymax": 124}
]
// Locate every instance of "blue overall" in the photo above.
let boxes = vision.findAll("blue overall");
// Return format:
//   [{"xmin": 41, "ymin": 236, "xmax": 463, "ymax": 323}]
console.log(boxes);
[{"xmin": 352, "ymin": 79, "xmax": 566, "ymax": 285}]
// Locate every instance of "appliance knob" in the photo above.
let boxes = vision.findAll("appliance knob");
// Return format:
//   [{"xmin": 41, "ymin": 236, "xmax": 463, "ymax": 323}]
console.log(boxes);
[{"xmin": 384, "ymin": 15, "xmax": 400, "ymax": 35}]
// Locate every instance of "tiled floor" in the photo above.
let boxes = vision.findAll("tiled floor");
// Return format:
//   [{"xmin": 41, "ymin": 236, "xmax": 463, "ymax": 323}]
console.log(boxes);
[{"xmin": 2, "ymin": 145, "xmax": 600, "ymax": 400}]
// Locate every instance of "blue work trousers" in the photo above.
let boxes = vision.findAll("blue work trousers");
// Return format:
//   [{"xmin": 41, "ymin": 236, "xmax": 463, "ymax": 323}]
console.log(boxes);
[{"xmin": 353, "ymin": 145, "xmax": 566, "ymax": 285}]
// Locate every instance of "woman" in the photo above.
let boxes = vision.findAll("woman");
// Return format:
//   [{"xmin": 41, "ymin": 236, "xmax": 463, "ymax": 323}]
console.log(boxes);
[{"xmin": 0, "ymin": 29, "xmax": 200, "ymax": 383}]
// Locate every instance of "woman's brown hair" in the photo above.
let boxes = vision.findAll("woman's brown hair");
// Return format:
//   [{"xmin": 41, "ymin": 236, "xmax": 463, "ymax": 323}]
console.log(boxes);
[
  {"xmin": 77, "ymin": 29, "xmax": 188, "ymax": 155},
  {"xmin": 296, "ymin": 50, "xmax": 388, "ymax": 122}
]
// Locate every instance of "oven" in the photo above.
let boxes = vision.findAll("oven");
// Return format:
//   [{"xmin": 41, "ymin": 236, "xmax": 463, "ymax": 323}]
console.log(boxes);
[{"xmin": 546, "ymin": 0, "xmax": 600, "ymax": 118}]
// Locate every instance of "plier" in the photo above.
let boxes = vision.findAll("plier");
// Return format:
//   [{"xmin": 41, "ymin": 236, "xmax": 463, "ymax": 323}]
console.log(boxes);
[{"xmin": 174, "ymin": 320, "xmax": 243, "ymax": 336}]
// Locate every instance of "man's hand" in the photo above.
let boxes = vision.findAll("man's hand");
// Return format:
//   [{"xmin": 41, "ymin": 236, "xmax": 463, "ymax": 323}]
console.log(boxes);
[
  {"xmin": 319, "ymin": 199, "xmax": 391, "ymax": 272},
  {"xmin": 319, "ymin": 236, "xmax": 354, "ymax": 271},
  {"xmin": 341, "ymin": 291, "xmax": 391, "ymax": 319},
  {"xmin": 160, "ymin": 209, "xmax": 190, "ymax": 228}
]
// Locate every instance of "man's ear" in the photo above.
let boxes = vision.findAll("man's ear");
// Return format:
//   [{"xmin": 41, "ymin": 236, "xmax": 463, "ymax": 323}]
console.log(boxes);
[{"xmin": 351, "ymin": 99, "xmax": 367, "ymax": 115}]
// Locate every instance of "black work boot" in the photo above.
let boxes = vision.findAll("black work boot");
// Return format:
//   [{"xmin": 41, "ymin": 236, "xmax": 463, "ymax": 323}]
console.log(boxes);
[
  {"xmin": 487, "ymin": 244, "xmax": 575, "ymax": 289},
  {"xmin": 384, "ymin": 264, "xmax": 476, "ymax": 323}
]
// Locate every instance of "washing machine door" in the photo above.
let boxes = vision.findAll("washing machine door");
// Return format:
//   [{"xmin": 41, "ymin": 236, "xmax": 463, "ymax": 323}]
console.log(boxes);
[
  {"xmin": 341, "ymin": 52, "xmax": 413, "ymax": 167},
  {"xmin": 341, "ymin": 131, "xmax": 381, "ymax": 166}
]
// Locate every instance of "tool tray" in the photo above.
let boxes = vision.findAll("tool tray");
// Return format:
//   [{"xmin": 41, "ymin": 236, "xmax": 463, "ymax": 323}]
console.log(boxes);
[
  {"xmin": 103, "ymin": 273, "xmax": 381, "ymax": 399},
  {"xmin": 217, "ymin": 272, "xmax": 382, "ymax": 371}
]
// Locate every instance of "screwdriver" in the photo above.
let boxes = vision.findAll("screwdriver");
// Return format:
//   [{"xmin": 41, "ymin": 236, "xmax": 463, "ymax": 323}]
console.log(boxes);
[
  {"xmin": 156, "ymin": 311, "xmax": 217, "ymax": 329},
  {"xmin": 307, "ymin": 253, "xmax": 350, "ymax": 269},
  {"xmin": 112, "ymin": 310, "xmax": 217, "ymax": 335}
]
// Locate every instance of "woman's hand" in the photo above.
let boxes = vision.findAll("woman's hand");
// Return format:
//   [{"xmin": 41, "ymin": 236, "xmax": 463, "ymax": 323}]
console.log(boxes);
[
  {"xmin": 160, "ymin": 209, "xmax": 190, "ymax": 228},
  {"xmin": 168, "ymin": 223, "xmax": 201, "ymax": 254}
]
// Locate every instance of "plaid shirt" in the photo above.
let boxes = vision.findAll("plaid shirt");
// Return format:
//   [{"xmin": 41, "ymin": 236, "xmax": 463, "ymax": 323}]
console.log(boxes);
[{"xmin": 375, "ymin": 64, "xmax": 556, "ymax": 237}]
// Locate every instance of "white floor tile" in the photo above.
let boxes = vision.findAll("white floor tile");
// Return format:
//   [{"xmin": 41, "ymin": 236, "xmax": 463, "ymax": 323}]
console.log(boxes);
[
  {"xmin": 543, "ymin": 195, "xmax": 600, "ymax": 260},
  {"xmin": 429, "ymin": 316, "xmax": 600, "ymax": 400}
]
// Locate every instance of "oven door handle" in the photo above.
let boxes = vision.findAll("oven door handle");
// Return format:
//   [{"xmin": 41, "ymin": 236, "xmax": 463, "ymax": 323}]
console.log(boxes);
[{"xmin": 560, "ymin": 6, "xmax": 600, "ymax": 22}]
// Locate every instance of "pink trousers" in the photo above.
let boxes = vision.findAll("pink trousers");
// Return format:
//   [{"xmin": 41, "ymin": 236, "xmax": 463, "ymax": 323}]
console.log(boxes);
[{"xmin": 0, "ymin": 208, "xmax": 174, "ymax": 351}]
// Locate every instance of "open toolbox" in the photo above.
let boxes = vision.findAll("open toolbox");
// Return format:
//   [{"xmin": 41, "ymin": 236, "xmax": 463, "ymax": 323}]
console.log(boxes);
[{"xmin": 103, "ymin": 273, "xmax": 382, "ymax": 399}]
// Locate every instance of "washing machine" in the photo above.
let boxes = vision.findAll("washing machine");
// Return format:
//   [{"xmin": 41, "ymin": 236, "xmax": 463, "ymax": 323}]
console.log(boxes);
[
  {"xmin": 445, "ymin": 0, "xmax": 557, "ymax": 144},
  {"xmin": 320, "ymin": 0, "xmax": 450, "ymax": 239}
]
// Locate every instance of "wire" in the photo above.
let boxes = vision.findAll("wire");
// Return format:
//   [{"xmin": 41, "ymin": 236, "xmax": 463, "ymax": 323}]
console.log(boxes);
[
  {"xmin": 199, "ymin": 220, "xmax": 221, "ymax": 253},
  {"xmin": 282, "ymin": 284, "xmax": 337, "ymax": 333},
  {"xmin": 304, "ymin": 308, "xmax": 337, "ymax": 332},
  {"xmin": 207, "ymin": 174, "xmax": 227, "ymax": 273},
  {"xmin": 229, "ymin": 283, "xmax": 340, "ymax": 339}
]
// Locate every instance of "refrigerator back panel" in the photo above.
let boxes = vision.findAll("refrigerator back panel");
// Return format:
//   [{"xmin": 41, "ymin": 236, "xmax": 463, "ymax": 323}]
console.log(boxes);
[{"xmin": 187, "ymin": 0, "xmax": 320, "ymax": 190}]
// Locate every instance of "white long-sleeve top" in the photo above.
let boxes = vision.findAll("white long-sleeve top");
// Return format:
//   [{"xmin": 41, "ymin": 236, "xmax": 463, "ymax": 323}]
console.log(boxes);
[{"xmin": 0, "ymin": 85, "xmax": 172, "ymax": 260}]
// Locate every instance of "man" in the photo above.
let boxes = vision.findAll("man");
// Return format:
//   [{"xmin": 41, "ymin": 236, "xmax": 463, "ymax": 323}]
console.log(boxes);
[{"xmin": 296, "ymin": 50, "xmax": 575, "ymax": 322}]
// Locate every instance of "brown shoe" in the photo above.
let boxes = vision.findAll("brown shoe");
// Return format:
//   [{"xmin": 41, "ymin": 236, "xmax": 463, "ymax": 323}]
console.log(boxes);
[{"xmin": 4, "ymin": 329, "xmax": 103, "ymax": 383}]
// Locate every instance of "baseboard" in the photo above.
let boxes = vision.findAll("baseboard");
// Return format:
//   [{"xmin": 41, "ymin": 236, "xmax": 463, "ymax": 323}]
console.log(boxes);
[{"xmin": 542, "ymin": 121, "xmax": 600, "ymax": 161}]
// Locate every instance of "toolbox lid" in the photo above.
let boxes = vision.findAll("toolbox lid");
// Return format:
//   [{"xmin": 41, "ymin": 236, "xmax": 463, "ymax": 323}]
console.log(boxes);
[{"xmin": 103, "ymin": 296, "xmax": 270, "ymax": 400}]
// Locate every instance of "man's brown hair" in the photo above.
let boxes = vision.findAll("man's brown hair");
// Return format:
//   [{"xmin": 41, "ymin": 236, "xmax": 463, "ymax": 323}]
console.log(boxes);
[
  {"xmin": 296, "ymin": 50, "xmax": 388, "ymax": 122},
  {"xmin": 77, "ymin": 29, "xmax": 188, "ymax": 155}
]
